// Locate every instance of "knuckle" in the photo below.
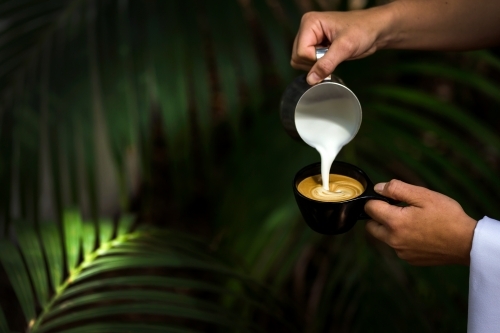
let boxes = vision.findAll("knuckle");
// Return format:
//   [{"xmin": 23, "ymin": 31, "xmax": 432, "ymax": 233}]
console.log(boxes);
[
  {"xmin": 389, "ymin": 218, "xmax": 409, "ymax": 237},
  {"xmin": 381, "ymin": 212, "xmax": 397, "ymax": 229},
  {"xmin": 301, "ymin": 11, "xmax": 317, "ymax": 23},
  {"xmin": 385, "ymin": 179, "xmax": 401, "ymax": 197},
  {"xmin": 364, "ymin": 221, "xmax": 374, "ymax": 233},
  {"xmin": 395, "ymin": 249, "xmax": 408, "ymax": 261},
  {"xmin": 386, "ymin": 219, "xmax": 397, "ymax": 231},
  {"xmin": 337, "ymin": 37, "xmax": 356, "ymax": 54},
  {"xmin": 364, "ymin": 200, "xmax": 374, "ymax": 212},
  {"xmin": 386, "ymin": 236, "xmax": 398, "ymax": 248},
  {"xmin": 386, "ymin": 232, "xmax": 402, "ymax": 248},
  {"xmin": 316, "ymin": 57, "xmax": 335, "ymax": 75},
  {"xmin": 449, "ymin": 197, "xmax": 461, "ymax": 209},
  {"xmin": 296, "ymin": 47, "xmax": 309, "ymax": 61}
]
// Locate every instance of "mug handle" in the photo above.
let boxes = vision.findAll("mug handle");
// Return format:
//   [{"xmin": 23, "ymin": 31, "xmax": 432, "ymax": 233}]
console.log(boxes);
[{"xmin": 358, "ymin": 186, "xmax": 400, "ymax": 220}]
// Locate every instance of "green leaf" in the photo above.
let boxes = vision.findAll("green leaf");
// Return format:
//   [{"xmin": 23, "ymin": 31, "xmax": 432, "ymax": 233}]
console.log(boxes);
[
  {"xmin": 252, "ymin": 0, "xmax": 294, "ymax": 82},
  {"xmin": 182, "ymin": 0, "xmax": 212, "ymax": 151},
  {"xmin": 117, "ymin": 214, "xmax": 133, "ymax": 236},
  {"xmin": 15, "ymin": 224, "xmax": 49, "ymax": 306},
  {"xmin": 368, "ymin": 86, "xmax": 500, "ymax": 150},
  {"xmin": 205, "ymin": 0, "xmax": 242, "ymax": 133},
  {"xmin": 0, "ymin": 240, "xmax": 36, "ymax": 325},
  {"xmin": 39, "ymin": 221, "xmax": 63, "ymax": 292},
  {"xmin": 368, "ymin": 103, "xmax": 500, "ymax": 189},
  {"xmin": 371, "ymin": 121, "xmax": 495, "ymax": 213},
  {"xmin": 365, "ymin": 133, "xmax": 459, "ymax": 200},
  {"xmin": 46, "ymin": 290, "xmax": 234, "ymax": 321},
  {"xmin": 467, "ymin": 50, "xmax": 500, "ymax": 71},
  {"xmin": 0, "ymin": 307, "xmax": 9, "ymax": 333},
  {"xmin": 63, "ymin": 209, "xmax": 82, "ymax": 274},
  {"xmin": 55, "ymin": 323, "xmax": 202, "ymax": 333},
  {"xmin": 56, "ymin": 276, "xmax": 236, "ymax": 302},
  {"xmin": 98, "ymin": 218, "xmax": 113, "ymax": 245},
  {"xmin": 36, "ymin": 304, "xmax": 251, "ymax": 333},
  {"xmin": 225, "ymin": 0, "xmax": 262, "ymax": 113},
  {"xmin": 74, "ymin": 253, "xmax": 234, "ymax": 282},
  {"xmin": 391, "ymin": 63, "xmax": 500, "ymax": 103},
  {"xmin": 27, "ymin": 228, "xmax": 289, "ymax": 332},
  {"xmin": 81, "ymin": 221, "xmax": 95, "ymax": 257}
]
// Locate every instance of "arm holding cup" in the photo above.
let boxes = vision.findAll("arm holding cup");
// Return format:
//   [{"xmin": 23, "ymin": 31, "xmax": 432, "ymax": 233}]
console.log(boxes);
[
  {"xmin": 363, "ymin": 182, "xmax": 500, "ymax": 331},
  {"xmin": 364, "ymin": 179, "xmax": 478, "ymax": 266}
]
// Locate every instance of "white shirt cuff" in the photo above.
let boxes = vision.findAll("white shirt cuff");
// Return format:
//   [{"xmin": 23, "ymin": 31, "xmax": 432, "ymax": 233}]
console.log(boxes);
[{"xmin": 468, "ymin": 216, "xmax": 500, "ymax": 333}]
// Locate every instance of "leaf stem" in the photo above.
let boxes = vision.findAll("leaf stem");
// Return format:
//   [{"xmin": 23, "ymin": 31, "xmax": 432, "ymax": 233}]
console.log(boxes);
[{"xmin": 29, "ymin": 232, "xmax": 140, "ymax": 332}]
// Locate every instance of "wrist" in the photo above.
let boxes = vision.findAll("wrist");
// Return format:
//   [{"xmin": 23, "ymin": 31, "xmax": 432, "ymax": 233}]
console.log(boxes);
[
  {"xmin": 368, "ymin": 1, "xmax": 404, "ymax": 50},
  {"xmin": 456, "ymin": 216, "xmax": 478, "ymax": 266}
]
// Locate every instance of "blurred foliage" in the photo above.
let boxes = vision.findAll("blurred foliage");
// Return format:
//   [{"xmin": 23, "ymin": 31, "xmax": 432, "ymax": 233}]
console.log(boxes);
[
  {"xmin": 0, "ymin": 210, "xmax": 292, "ymax": 332},
  {"xmin": 1, "ymin": 0, "xmax": 500, "ymax": 332}
]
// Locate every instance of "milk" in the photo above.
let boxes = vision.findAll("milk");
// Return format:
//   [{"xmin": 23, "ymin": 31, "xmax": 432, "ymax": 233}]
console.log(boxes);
[{"xmin": 295, "ymin": 98, "xmax": 359, "ymax": 190}]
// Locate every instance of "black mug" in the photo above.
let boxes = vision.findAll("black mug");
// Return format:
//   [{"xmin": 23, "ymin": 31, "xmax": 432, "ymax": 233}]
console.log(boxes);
[{"xmin": 293, "ymin": 161, "xmax": 397, "ymax": 235}]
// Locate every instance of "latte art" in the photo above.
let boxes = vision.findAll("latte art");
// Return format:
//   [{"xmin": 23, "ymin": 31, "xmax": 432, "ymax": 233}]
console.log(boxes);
[{"xmin": 297, "ymin": 174, "xmax": 364, "ymax": 202}]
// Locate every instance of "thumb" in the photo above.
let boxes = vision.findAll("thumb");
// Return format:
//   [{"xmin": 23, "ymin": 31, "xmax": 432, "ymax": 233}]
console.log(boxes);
[
  {"xmin": 374, "ymin": 179, "xmax": 426, "ymax": 206},
  {"xmin": 306, "ymin": 38, "xmax": 352, "ymax": 85},
  {"xmin": 307, "ymin": 48, "xmax": 339, "ymax": 85}
]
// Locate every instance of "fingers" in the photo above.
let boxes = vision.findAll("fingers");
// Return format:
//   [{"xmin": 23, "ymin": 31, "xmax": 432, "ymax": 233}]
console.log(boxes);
[
  {"xmin": 290, "ymin": 61, "xmax": 313, "ymax": 72},
  {"xmin": 291, "ymin": 12, "xmax": 323, "ymax": 71},
  {"xmin": 365, "ymin": 220, "xmax": 390, "ymax": 243},
  {"xmin": 364, "ymin": 199, "xmax": 400, "ymax": 228},
  {"xmin": 309, "ymin": 34, "xmax": 364, "ymax": 84},
  {"xmin": 291, "ymin": 11, "xmax": 381, "ymax": 84},
  {"xmin": 291, "ymin": 12, "xmax": 350, "ymax": 84},
  {"xmin": 374, "ymin": 179, "xmax": 428, "ymax": 206},
  {"xmin": 307, "ymin": 54, "xmax": 336, "ymax": 84},
  {"xmin": 364, "ymin": 179, "xmax": 427, "ymax": 229}
]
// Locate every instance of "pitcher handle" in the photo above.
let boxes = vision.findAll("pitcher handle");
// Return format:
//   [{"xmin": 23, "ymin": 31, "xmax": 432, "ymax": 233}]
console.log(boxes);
[{"xmin": 315, "ymin": 47, "xmax": 332, "ymax": 80}]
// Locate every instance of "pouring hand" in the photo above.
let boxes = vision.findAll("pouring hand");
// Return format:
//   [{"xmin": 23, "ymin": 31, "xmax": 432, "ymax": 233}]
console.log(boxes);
[
  {"xmin": 291, "ymin": 9, "xmax": 392, "ymax": 85},
  {"xmin": 292, "ymin": 1, "xmax": 500, "ymax": 85},
  {"xmin": 364, "ymin": 179, "xmax": 478, "ymax": 266}
]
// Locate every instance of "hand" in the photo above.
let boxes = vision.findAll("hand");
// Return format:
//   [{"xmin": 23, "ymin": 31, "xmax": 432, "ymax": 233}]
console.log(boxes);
[
  {"xmin": 364, "ymin": 179, "xmax": 478, "ymax": 266},
  {"xmin": 291, "ymin": 8, "xmax": 393, "ymax": 85}
]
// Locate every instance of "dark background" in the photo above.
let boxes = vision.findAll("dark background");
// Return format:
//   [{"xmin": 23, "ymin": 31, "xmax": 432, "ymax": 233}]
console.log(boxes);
[{"xmin": 1, "ymin": 0, "xmax": 500, "ymax": 332}]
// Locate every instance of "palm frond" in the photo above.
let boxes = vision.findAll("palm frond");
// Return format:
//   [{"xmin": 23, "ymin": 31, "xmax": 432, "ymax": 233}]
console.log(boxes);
[
  {"xmin": 0, "ymin": 240, "xmax": 37, "ymax": 324},
  {"xmin": 0, "ymin": 0, "xmax": 298, "ymax": 228},
  {"xmin": 367, "ymin": 85, "xmax": 500, "ymax": 148},
  {"xmin": 0, "ymin": 308, "xmax": 7, "ymax": 333},
  {"xmin": 3, "ymin": 1, "xmax": 500, "ymax": 332},
  {"xmin": 389, "ymin": 62, "xmax": 500, "ymax": 103},
  {"xmin": 0, "ymin": 210, "xmax": 292, "ymax": 333}
]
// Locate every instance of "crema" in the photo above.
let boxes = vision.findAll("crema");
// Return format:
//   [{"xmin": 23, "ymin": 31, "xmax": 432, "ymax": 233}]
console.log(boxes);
[{"xmin": 297, "ymin": 174, "xmax": 364, "ymax": 202}]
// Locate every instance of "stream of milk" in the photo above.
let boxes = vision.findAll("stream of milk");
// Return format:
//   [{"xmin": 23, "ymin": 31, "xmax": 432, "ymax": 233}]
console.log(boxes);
[{"xmin": 295, "ymin": 98, "xmax": 359, "ymax": 190}]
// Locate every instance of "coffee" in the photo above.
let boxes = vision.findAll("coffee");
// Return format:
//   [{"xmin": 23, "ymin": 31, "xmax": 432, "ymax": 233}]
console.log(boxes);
[
  {"xmin": 297, "ymin": 174, "xmax": 364, "ymax": 202},
  {"xmin": 295, "ymin": 96, "xmax": 361, "ymax": 191}
]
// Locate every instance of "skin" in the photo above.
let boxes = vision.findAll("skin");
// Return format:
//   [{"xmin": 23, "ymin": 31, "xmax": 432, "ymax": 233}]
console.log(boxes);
[
  {"xmin": 365, "ymin": 180, "xmax": 477, "ymax": 266},
  {"xmin": 292, "ymin": 0, "xmax": 500, "ymax": 84},
  {"xmin": 290, "ymin": 0, "xmax": 500, "ymax": 265}
]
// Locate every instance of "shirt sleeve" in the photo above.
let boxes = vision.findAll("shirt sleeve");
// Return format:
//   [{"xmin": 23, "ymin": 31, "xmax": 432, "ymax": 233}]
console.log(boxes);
[{"xmin": 468, "ymin": 216, "xmax": 500, "ymax": 333}]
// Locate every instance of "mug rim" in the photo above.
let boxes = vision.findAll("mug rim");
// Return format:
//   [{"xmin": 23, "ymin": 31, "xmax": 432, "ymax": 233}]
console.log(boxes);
[
  {"xmin": 295, "ymin": 80, "xmax": 362, "ymax": 147},
  {"xmin": 293, "ymin": 161, "xmax": 372, "ymax": 204}
]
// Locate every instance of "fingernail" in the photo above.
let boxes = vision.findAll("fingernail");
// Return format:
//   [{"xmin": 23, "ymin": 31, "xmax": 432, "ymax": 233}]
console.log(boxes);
[
  {"xmin": 374, "ymin": 183, "xmax": 386, "ymax": 193},
  {"xmin": 307, "ymin": 72, "xmax": 321, "ymax": 85}
]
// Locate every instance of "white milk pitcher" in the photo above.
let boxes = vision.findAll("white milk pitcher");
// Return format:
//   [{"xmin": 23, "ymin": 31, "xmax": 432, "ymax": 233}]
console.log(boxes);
[{"xmin": 280, "ymin": 47, "xmax": 362, "ymax": 190}]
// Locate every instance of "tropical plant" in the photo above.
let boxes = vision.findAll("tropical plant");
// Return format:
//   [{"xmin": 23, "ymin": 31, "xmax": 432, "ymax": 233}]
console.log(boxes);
[
  {"xmin": 0, "ymin": 210, "xmax": 293, "ymax": 332},
  {"xmin": 1, "ymin": 0, "xmax": 500, "ymax": 332}
]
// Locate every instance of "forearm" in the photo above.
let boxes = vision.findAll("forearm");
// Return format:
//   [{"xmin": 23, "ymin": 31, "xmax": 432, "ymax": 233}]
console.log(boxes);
[{"xmin": 377, "ymin": 0, "xmax": 500, "ymax": 51}]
